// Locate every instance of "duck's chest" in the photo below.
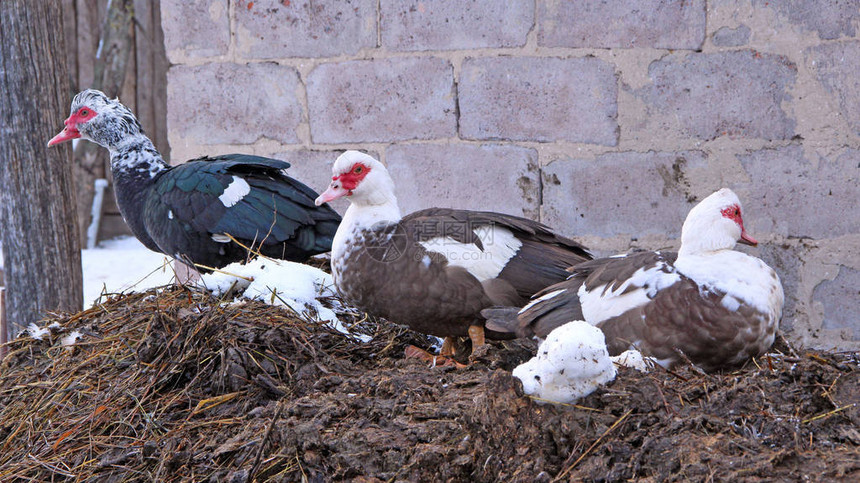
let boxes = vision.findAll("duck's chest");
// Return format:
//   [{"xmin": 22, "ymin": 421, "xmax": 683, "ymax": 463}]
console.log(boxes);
[
  {"xmin": 676, "ymin": 252, "xmax": 785, "ymax": 329},
  {"xmin": 331, "ymin": 227, "xmax": 393, "ymax": 307}
]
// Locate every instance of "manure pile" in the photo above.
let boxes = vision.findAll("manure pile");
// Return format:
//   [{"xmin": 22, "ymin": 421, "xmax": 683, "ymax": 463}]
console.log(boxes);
[{"xmin": 0, "ymin": 286, "xmax": 858, "ymax": 482}]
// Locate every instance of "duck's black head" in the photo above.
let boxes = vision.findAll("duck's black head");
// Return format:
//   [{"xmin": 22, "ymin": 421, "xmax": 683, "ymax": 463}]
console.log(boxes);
[{"xmin": 48, "ymin": 89, "xmax": 144, "ymax": 150}]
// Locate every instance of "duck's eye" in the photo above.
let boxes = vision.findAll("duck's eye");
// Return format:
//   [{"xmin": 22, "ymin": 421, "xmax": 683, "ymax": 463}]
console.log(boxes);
[
  {"xmin": 354, "ymin": 166, "xmax": 363, "ymax": 174},
  {"xmin": 735, "ymin": 208, "xmax": 740, "ymax": 216},
  {"xmin": 79, "ymin": 108, "xmax": 89, "ymax": 117}
]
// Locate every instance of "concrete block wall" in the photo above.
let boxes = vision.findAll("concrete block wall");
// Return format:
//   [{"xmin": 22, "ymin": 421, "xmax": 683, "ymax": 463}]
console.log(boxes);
[{"xmin": 160, "ymin": 0, "xmax": 860, "ymax": 350}]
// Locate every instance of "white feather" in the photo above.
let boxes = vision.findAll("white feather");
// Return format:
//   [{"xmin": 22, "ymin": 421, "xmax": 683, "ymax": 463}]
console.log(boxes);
[
  {"xmin": 331, "ymin": 202, "xmax": 403, "ymax": 277},
  {"xmin": 219, "ymin": 176, "xmax": 250, "ymax": 208},
  {"xmin": 419, "ymin": 226, "xmax": 522, "ymax": 282},
  {"xmin": 61, "ymin": 330, "xmax": 83, "ymax": 348},
  {"xmin": 519, "ymin": 289, "xmax": 566, "ymax": 315},
  {"xmin": 675, "ymin": 251, "xmax": 783, "ymax": 319},
  {"xmin": 721, "ymin": 293, "xmax": 741, "ymax": 311},
  {"xmin": 578, "ymin": 263, "xmax": 681, "ymax": 325},
  {"xmin": 20, "ymin": 323, "xmax": 50, "ymax": 340}
]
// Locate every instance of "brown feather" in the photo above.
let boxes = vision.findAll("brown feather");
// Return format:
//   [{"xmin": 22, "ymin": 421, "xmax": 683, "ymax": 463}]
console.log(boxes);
[
  {"xmin": 516, "ymin": 249, "xmax": 777, "ymax": 371},
  {"xmin": 335, "ymin": 209, "xmax": 591, "ymax": 340}
]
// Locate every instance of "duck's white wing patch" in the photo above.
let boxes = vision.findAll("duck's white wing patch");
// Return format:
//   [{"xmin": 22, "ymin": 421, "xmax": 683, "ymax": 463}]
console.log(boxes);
[
  {"xmin": 721, "ymin": 294, "xmax": 741, "ymax": 311},
  {"xmin": 418, "ymin": 225, "xmax": 522, "ymax": 282},
  {"xmin": 219, "ymin": 176, "xmax": 250, "ymax": 208},
  {"xmin": 519, "ymin": 289, "xmax": 566, "ymax": 315},
  {"xmin": 578, "ymin": 262, "xmax": 681, "ymax": 325}
]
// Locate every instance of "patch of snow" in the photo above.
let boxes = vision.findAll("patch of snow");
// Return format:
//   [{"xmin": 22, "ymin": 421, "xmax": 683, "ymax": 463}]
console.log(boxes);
[
  {"xmin": 513, "ymin": 321, "xmax": 616, "ymax": 404},
  {"xmin": 4, "ymin": 236, "xmax": 172, "ymax": 307},
  {"xmin": 199, "ymin": 258, "xmax": 372, "ymax": 343},
  {"xmin": 611, "ymin": 349, "xmax": 652, "ymax": 372},
  {"xmin": 82, "ymin": 236, "xmax": 175, "ymax": 307}
]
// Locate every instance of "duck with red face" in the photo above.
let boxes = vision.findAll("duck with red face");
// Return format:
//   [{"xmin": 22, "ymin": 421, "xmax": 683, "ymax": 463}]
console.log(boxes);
[
  {"xmin": 49, "ymin": 89, "xmax": 341, "ymax": 270},
  {"xmin": 315, "ymin": 150, "xmax": 592, "ymax": 365},
  {"xmin": 486, "ymin": 188, "xmax": 784, "ymax": 372}
]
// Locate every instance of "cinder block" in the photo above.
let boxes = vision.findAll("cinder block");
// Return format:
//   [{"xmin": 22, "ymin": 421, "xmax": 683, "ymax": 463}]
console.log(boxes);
[
  {"xmin": 541, "ymin": 151, "xmax": 707, "ymax": 238},
  {"xmin": 814, "ymin": 266, "xmax": 860, "ymax": 340},
  {"xmin": 381, "ymin": 0, "xmax": 532, "ymax": 51},
  {"xmin": 459, "ymin": 57, "xmax": 618, "ymax": 145},
  {"xmin": 161, "ymin": 0, "xmax": 229, "ymax": 61},
  {"xmin": 756, "ymin": 241, "xmax": 803, "ymax": 333},
  {"xmin": 386, "ymin": 143, "xmax": 539, "ymax": 218},
  {"xmin": 806, "ymin": 41, "xmax": 860, "ymax": 136},
  {"xmin": 712, "ymin": 25, "xmax": 751, "ymax": 47},
  {"xmin": 637, "ymin": 50, "xmax": 796, "ymax": 141},
  {"xmin": 236, "ymin": 0, "xmax": 376, "ymax": 59},
  {"xmin": 736, "ymin": 145, "xmax": 859, "ymax": 238},
  {"xmin": 538, "ymin": 0, "xmax": 706, "ymax": 49},
  {"xmin": 753, "ymin": 0, "xmax": 859, "ymax": 39},
  {"xmin": 167, "ymin": 63, "xmax": 302, "ymax": 145},
  {"xmin": 307, "ymin": 58, "xmax": 456, "ymax": 143}
]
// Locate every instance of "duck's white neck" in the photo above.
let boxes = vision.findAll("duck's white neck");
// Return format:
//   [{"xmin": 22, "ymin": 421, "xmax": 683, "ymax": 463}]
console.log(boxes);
[
  {"xmin": 343, "ymin": 180, "xmax": 402, "ymax": 228},
  {"xmin": 678, "ymin": 244, "xmax": 728, "ymax": 258},
  {"xmin": 343, "ymin": 197, "xmax": 403, "ymax": 231}
]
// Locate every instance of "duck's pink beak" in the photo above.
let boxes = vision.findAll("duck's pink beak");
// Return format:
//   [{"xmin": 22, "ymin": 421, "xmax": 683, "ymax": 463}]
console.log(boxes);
[
  {"xmin": 314, "ymin": 179, "xmax": 350, "ymax": 206},
  {"xmin": 738, "ymin": 228, "xmax": 758, "ymax": 246},
  {"xmin": 47, "ymin": 116, "xmax": 80, "ymax": 147}
]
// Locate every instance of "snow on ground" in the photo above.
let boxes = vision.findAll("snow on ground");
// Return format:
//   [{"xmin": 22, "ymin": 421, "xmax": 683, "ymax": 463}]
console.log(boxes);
[
  {"xmin": 82, "ymin": 236, "xmax": 175, "ymax": 307},
  {"xmin": 8, "ymin": 236, "xmax": 369, "ymax": 343},
  {"xmin": 611, "ymin": 349, "xmax": 652, "ymax": 372},
  {"xmin": 15, "ymin": 236, "xmax": 370, "ymax": 345},
  {"xmin": 513, "ymin": 321, "xmax": 655, "ymax": 404},
  {"xmin": 199, "ymin": 258, "xmax": 371, "ymax": 342},
  {"xmin": 1, "ymin": 237, "xmax": 174, "ymax": 307},
  {"xmin": 513, "ymin": 321, "xmax": 617, "ymax": 404}
]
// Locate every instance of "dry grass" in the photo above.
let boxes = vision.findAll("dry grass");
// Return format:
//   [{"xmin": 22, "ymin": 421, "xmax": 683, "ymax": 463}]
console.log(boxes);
[
  {"xmin": 0, "ymin": 285, "xmax": 433, "ymax": 482},
  {"xmin": 0, "ymin": 284, "xmax": 857, "ymax": 481}
]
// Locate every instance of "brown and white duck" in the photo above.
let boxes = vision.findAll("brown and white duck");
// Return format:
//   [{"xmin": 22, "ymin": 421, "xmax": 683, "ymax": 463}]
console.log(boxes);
[
  {"xmin": 486, "ymin": 188, "xmax": 784, "ymax": 372},
  {"xmin": 314, "ymin": 151, "xmax": 591, "ymax": 362}
]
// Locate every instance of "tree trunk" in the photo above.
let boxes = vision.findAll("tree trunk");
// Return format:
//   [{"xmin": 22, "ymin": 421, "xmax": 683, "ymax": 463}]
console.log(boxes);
[
  {"xmin": 72, "ymin": 0, "xmax": 134, "ymax": 244},
  {"xmin": 0, "ymin": 0, "xmax": 83, "ymax": 335}
]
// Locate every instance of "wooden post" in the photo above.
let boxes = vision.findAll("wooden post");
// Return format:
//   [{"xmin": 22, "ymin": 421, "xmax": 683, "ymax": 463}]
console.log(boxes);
[
  {"xmin": 0, "ymin": 0, "xmax": 84, "ymax": 332},
  {"xmin": 0, "ymin": 288, "xmax": 7, "ymax": 359},
  {"xmin": 1, "ymin": 288, "xmax": 6, "ymax": 337}
]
